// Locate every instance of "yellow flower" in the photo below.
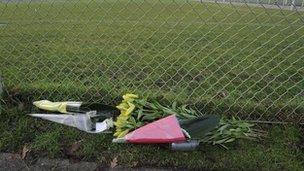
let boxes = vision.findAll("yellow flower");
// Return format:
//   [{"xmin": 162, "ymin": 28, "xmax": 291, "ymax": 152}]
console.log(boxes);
[
  {"xmin": 116, "ymin": 102, "xmax": 129, "ymax": 111},
  {"xmin": 117, "ymin": 129, "xmax": 130, "ymax": 138},
  {"xmin": 114, "ymin": 129, "xmax": 129, "ymax": 138},
  {"xmin": 124, "ymin": 102, "xmax": 135, "ymax": 115},
  {"xmin": 113, "ymin": 129, "xmax": 122, "ymax": 137},
  {"xmin": 114, "ymin": 118, "xmax": 125, "ymax": 127},
  {"xmin": 113, "ymin": 93, "xmax": 139, "ymax": 138},
  {"xmin": 123, "ymin": 94, "xmax": 138, "ymax": 102}
]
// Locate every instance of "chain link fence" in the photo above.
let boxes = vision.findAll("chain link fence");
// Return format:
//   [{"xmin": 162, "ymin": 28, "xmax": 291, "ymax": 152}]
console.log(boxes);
[
  {"xmin": 0, "ymin": 0, "xmax": 303, "ymax": 123},
  {"xmin": 205, "ymin": 0, "xmax": 304, "ymax": 9}
]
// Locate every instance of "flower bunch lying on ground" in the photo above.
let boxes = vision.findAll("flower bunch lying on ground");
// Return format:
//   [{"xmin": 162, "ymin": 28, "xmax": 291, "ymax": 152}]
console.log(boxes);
[
  {"xmin": 114, "ymin": 93, "xmax": 264, "ymax": 146},
  {"xmin": 113, "ymin": 94, "xmax": 139, "ymax": 137},
  {"xmin": 114, "ymin": 93, "xmax": 199, "ymax": 138}
]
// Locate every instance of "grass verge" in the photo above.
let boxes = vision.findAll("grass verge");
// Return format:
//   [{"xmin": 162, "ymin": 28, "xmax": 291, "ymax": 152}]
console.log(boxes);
[{"xmin": 0, "ymin": 105, "xmax": 303, "ymax": 170}]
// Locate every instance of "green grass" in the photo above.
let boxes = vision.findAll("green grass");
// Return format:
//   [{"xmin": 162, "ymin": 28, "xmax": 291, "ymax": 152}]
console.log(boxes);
[
  {"xmin": 0, "ymin": 0, "xmax": 303, "ymax": 121},
  {"xmin": 0, "ymin": 1, "xmax": 303, "ymax": 168},
  {"xmin": 0, "ymin": 106, "xmax": 303, "ymax": 170}
]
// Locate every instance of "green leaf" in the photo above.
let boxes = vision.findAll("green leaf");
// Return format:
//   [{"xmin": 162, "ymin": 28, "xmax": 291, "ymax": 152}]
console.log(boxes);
[
  {"xmin": 172, "ymin": 102, "xmax": 177, "ymax": 110},
  {"xmin": 129, "ymin": 116, "xmax": 137, "ymax": 125},
  {"xmin": 142, "ymin": 114, "xmax": 157, "ymax": 121},
  {"xmin": 225, "ymin": 138, "xmax": 235, "ymax": 143},
  {"xmin": 181, "ymin": 105, "xmax": 188, "ymax": 111},
  {"xmin": 218, "ymin": 124, "xmax": 229, "ymax": 134},
  {"xmin": 214, "ymin": 138, "xmax": 230, "ymax": 144},
  {"xmin": 122, "ymin": 123, "xmax": 136, "ymax": 130},
  {"xmin": 137, "ymin": 109, "xmax": 143, "ymax": 120}
]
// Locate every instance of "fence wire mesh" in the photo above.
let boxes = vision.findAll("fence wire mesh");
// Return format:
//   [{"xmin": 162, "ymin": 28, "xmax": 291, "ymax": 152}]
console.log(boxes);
[{"xmin": 0, "ymin": 0, "xmax": 303, "ymax": 123}]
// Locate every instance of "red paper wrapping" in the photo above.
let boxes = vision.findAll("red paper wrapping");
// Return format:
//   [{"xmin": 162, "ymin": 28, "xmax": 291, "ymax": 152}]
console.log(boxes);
[{"xmin": 125, "ymin": 115, "xmax": 186, "ymax": 143}]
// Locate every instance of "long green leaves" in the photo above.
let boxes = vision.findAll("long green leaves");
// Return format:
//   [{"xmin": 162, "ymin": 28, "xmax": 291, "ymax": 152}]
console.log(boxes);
[{"xmin": 200, "ymin": 117, "xmax": 265, "ymax": 148}]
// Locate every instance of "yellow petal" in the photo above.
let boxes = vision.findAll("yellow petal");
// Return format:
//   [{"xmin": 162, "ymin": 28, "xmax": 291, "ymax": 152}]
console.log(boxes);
[
  {"xmin": 116, "ymin": 102, "xmax": 129, "ymax": 111},
  {"xmin": 123, "ymin": 93, "xmax": 138, "ymax": 99},
  {"xmin": 123, "ymin": 94, "xmax": 138, "ymax": 102},
  {"xmin": 117, "ymin": 129, "xmax": 129, "ymax": 138},
  {"xmin": 114, "ymin": 131, "xmax": 121, "ymax": 137},
  {"xmin": 114, "ymin": 121, "xmax": 122, "ymax": 127},
  {"xmin": 121, "ymin": 111, "xmax": 129, "ymax": 116},
  {"xmin": 124, "ymin": 102, "xmax": 135, "ymax": 116}
]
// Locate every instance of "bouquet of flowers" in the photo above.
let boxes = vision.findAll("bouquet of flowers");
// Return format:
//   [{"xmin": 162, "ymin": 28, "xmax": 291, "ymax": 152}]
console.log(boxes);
[
  {"xmin": 112, "ymin": 93, "xmax": 263, "ymax": 148},
  {"xmin": 30, "ymin": 93, "xmax": 264, "ymax": 150}
]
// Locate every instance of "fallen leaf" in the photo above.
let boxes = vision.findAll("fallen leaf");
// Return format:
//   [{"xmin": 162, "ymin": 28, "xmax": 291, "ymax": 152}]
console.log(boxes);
[
  {"xmin": 110, "ymin": 157, "xmax": 118, "ymax": 168},
  {"xmin": 21, "ymin": 145, "xmax": 30, "ymax": 159}
]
